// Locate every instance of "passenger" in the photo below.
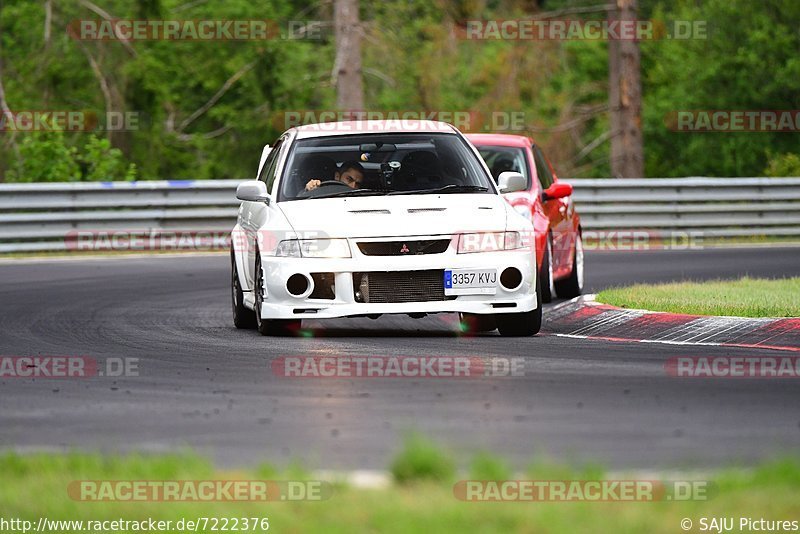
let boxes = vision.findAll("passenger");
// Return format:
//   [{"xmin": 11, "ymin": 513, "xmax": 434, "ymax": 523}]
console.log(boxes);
[{"xmin": 305, "ymin": 161, "xmax": 365, "ymax": 191}]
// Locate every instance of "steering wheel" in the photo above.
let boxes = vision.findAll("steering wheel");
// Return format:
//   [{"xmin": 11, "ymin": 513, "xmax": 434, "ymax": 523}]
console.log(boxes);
[
  {"xmin": 314, "ymin": 180, "xmax": 349, "ymax": 189},
  {"xmin": 297, "ymin": 180, "xmax": 351, "ymax": 198}
]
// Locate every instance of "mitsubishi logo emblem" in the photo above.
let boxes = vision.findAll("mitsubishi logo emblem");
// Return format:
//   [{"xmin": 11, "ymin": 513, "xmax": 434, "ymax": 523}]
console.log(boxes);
[{"xmin": 400, "ymin": 243, "xmax": 410, "ymax": 254}]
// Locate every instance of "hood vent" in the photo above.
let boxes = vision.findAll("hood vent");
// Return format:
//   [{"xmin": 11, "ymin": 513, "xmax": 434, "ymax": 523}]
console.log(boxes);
[
  {"xmin": 407, "ymin": 207, "xmax": 447, "ymax": 213},
  {"xmin": 348, "ymin": 209, "xmax": 391, "ymax": 215}
]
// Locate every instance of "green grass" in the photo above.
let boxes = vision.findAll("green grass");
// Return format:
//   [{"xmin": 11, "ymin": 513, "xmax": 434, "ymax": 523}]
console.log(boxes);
[
  {"xmin": 390, "ymin": 434, "xmax": 455, "ymax": 484},
  {"xmin": 2, "ymin": 449, "xmax": 800, "ymax": 533},
  {"xmin": 597, "ymin": 277, "xmax": 800, "ymax": 317}
]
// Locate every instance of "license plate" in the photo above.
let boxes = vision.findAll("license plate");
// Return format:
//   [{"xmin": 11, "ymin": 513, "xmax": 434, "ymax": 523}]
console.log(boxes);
[{"xmin": 444, "ymin": 269, "xmax": 497, "ymax": 295}]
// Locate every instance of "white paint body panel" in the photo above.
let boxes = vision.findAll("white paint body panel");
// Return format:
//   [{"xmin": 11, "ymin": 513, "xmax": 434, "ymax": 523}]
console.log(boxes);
[{"xmin": 232, "ymin": 120, "xmax": 537, "ymax": 320}]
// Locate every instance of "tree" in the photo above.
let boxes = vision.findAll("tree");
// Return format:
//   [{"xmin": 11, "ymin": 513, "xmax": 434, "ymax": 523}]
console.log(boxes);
[
  {"xmin": 608, "ymin": 0, "xmax": 644, "ymax": 178},
  {"xmin": 333, "ymin": 0, "xmax": 364, "ymax": 110}
]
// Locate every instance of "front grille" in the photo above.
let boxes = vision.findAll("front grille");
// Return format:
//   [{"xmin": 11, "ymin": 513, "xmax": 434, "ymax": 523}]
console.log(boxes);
[
  {"xmin": 353, "ymin": 270, "xmax": 452, "ymax": 303},
  {"xmin": 357, "ymin": 239, "xmax": 450, "ymax": 256}
]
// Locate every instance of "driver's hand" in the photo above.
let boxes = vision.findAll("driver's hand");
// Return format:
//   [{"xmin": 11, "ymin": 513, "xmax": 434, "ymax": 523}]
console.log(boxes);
[{"xmin": 305, "ymin": 179, "xmax": 321, "ymax": 191}]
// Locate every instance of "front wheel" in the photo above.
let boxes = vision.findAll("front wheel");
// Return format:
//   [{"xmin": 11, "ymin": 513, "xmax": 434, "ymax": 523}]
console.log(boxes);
[
  {"xmin": 555, "ymin": 232, "xmax": 584, "ymax": 299},
  {"xmin": 496, "ymin": 274, "xmax": 542, "ymax": 337},
  {"xmin": 231, "ymin": 249, "xmax": 256, "ymax": 329},
  {"xmin": 539, "ymin": 233, "xmax": 555, "ymax": 303},
  {"xmin": 254, "ymin": 254, "xmax": 301, "ymax": 336}
]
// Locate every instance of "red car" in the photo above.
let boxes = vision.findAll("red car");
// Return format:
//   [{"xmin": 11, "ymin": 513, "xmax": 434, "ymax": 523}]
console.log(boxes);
[{"xmin": 466, "ymin": 133, "xmax": 584, "ymax": 302}]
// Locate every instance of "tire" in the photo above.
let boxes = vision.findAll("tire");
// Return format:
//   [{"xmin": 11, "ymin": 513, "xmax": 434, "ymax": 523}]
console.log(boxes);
[
  {"xmin": 459, "ymin": 312, "xmax": 497, "ymax": 333},
  {"xmin": 231, "ymin": 249, "xmax": 257, "ymax": 329},
  {"xmin": 539, "ymin": 233, "xmax": 555, "ymax": 303},
  {"xmin": 555, "ymin": 232, "xmax": 584, "ymax": 299},
  {"xmin": 254, "ymin": 254, "xmax": 301, "ymax": 336},
  {"xmin": 496, "ymin": 273, "xmax": 542, "ymax": 337}
]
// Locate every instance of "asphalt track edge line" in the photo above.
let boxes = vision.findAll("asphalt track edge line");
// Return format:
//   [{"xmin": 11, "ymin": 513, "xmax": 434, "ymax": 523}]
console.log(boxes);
[{"xmin": 552, "ymin": 333, "xmax": 800, "ymax": 353}]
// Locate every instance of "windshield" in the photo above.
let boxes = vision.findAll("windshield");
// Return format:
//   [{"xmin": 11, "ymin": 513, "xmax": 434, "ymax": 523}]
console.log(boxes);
[
  {"xmin": 475, "ymin": 146, "xmax": 531, "ymax": 188},
  {"xmin": 278, "ymin": 133, "xmax": 494, "ymax": 200}
]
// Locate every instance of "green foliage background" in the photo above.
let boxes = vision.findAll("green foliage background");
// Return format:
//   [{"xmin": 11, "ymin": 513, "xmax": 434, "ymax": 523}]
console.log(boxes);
[{"xmin": 0, "ymin": 0, "xmax": 798, "ymax": 181}]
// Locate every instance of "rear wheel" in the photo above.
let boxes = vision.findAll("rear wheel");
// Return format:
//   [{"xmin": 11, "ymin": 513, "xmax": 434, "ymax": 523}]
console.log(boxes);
[
  {"xmin": 555, "ymin": 232, "xmax": 584, "ymax": 299},
  {"xmin": 231, "ymin": 249, "xmax": 256, "ymax": 329},
  {"xmin": 254, "ymin": 254, "xmax": 301, "ymax": 336},
  {"xmin": 496, "ymin": 274, "xmax": 542, "ymax": 337},
  {"xmin": 539, "ymin": 234, "xmax": 555, "ymax": 303},
  {"xmin": 459, "ymin": 313, "xmax": 497, "ymax": 333}
]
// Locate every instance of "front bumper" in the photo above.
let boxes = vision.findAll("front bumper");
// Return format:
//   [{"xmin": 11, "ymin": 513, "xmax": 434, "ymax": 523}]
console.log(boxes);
[{"xmin": 252, "ymin": 240, "xmax": 537, "ymax": 320}]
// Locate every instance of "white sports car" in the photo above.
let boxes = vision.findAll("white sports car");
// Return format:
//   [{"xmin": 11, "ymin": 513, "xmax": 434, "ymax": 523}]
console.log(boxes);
[{"xmin": 230, "ymin": 120, "xmax": 541, "ymax": 336}]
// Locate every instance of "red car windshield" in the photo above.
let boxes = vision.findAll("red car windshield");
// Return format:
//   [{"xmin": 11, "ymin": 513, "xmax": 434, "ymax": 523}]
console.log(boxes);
[{"xmin": 475, "ymin": 146, "xmax": 531, "ymax": 187}]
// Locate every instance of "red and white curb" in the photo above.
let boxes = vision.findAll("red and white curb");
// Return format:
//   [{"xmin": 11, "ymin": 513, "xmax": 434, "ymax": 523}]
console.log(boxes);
[{"xmin": 544, "ymin": 295, "xmax": 800, "ymax": 352}]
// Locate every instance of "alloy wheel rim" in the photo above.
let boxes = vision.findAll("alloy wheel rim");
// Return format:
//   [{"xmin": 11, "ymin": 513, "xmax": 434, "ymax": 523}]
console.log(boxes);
[
  {"xmin": 231, "ymin": 266, "xmax": 239, "ymax": 314},
  {"xmin": 255, "ymin": 260, "xmax": 263, "ymax": 327},
  {"xmin": 547, "ymin": 239, "xmax": 556, "ymax": 296},
  {"xmin": 575, "ymin": 236, "xmax": 585, "ymax": 290}
]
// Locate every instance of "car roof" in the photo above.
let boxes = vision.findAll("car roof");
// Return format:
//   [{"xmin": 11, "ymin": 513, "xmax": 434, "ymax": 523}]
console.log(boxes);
[
  {"xmin": 465, "ymin": 133, "xmax": 532, "ymax": 147},
  {"xmin": 293, "ymin": 120, "xmax": 458, "ymax": 139}
]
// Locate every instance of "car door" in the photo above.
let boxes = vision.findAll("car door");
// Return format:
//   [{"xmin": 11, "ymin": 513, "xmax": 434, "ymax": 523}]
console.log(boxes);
[
  {"xmin": 533, "ymin": 145, "xmax": 571, "ymax": 276},
  {"xmin": 240, "ymin": 137, "xmax": 286, "ymax": 289}
]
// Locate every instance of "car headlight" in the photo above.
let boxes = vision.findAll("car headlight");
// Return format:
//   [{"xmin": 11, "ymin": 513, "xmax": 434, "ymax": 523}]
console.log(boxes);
[
  {"xmin": 275, "ymin": 238, "xmax": 351, "ymax": 258},
  {"xmin": 457, "ymin": 232, "xmax": 524, "ymax": 253}
]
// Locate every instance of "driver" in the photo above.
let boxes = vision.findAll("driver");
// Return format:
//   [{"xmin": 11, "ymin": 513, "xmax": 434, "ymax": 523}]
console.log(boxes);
[{"xmin": 305, "ymin": 161, "xmax": 365, "ymax": 191}]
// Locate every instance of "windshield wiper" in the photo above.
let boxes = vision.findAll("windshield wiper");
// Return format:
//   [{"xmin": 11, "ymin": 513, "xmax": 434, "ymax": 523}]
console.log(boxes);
[
  {"xmin": 387, "ymin": 184, "xmax": 489, "ymax": 196},
  {"xmin": 313, "ymin": 189, "xmax": 387, "ymax": 199}
]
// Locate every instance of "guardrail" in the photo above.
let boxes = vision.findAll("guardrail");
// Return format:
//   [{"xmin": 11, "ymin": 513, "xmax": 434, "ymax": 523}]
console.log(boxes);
[
  {"xmin": 0, "ymin": 177, "xmax": 798, "ymax": 252},
  {"xmin": 571, "ymin": 177, "xmax": 800, "ymax": 239}
]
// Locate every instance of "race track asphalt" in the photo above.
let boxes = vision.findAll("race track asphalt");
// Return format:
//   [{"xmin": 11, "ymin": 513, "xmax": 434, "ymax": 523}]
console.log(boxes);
[{"xmin": 0, "ymin": 246, "xmax": 798, "ymax": 470}]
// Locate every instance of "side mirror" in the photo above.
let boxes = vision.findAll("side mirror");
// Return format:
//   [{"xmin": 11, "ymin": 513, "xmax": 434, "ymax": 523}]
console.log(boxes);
[
  {"xmin": 497, "ymin": 171, "xmax": 527, "ymax": 193},
  {"xmin": 236, "ymin": 180, "xmax": 270, "ymax": 203},
  {"xmin": 542, "ymin": 182, "xmax": 573, "ymax": 201}
]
